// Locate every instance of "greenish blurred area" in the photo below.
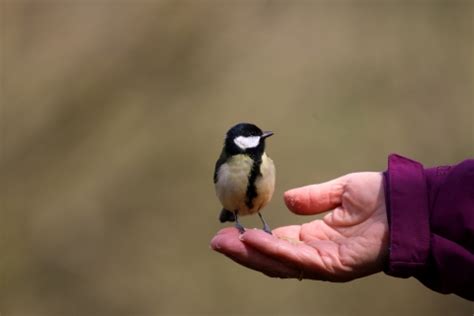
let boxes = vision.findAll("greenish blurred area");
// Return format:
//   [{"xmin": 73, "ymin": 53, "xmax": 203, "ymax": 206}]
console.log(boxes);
[{"xmin": 1, "ymin": 1, "xmax": 473, "ymax": 315}]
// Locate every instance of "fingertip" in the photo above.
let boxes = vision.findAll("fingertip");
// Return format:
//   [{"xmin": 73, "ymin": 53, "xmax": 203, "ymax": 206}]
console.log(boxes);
[
  {"xmin": 284, "ymin": 179, "xmax": 345, "ymax": 215},
  {"xmin": 283, "ymin": 189, "xmax": 293, "ymax": 202},
  {"xmin": 210, "ymin": 235, "xmax": 221, "ymax": 251},
  {"xmin": 283, "ymin": 189, "xmax": 297, "ymax": 209},
  {"xmin": 211, "ymin": 227, "xmax": 242, "ymax": 251},
  {"xmin": 241, "ymin": 228, "xmax": 273, "ymax": 243},
  {"xmin": 284, "ymin": 186, "xmax": 313, "ymax": 215}
]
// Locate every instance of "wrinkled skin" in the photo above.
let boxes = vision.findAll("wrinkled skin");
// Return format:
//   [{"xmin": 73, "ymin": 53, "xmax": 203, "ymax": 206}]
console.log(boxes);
[{"xmin": 211, "ymin": 172, "xmax": 389, "ymax": 282}]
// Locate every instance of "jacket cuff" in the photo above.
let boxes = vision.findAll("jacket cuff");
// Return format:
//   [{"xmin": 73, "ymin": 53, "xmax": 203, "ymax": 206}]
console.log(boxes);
[{"xmin": 383, "ymin": 154, "xmax": 430, "ymax": 278}]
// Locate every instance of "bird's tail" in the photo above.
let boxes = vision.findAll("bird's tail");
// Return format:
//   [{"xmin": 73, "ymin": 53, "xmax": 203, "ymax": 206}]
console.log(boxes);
[{"xmin": 219, "ymin": 209, "xmax": 235, "ymax": 223}]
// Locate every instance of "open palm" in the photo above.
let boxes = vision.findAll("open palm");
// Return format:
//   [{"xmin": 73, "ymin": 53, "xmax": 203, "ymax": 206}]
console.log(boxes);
[{"xmin": 211, "ymin": 172, "xmax": 389, "ymax": 281}]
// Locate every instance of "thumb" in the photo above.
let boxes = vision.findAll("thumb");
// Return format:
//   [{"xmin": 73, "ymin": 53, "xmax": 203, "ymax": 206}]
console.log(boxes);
[{"xmin": 284, "ymin": 176, "xmax": 346, "ymax": 215}]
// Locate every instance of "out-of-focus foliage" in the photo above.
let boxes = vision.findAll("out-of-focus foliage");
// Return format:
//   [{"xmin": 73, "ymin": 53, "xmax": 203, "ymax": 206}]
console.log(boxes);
[{"xmin": 1, "ymin": 1, "xmax": 472, "ymax": 315}]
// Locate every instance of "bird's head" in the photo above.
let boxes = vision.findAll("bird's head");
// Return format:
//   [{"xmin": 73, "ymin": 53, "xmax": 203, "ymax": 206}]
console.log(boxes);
[{"xmin": 223, "ymin": 123, "xmax": 273, "ymax": 157}]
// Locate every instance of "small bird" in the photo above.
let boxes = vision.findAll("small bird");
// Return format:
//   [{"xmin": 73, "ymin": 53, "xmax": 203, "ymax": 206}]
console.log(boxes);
[{"xmin": 213, "ymin": 123, "xmax": 275, "ymax": 234}]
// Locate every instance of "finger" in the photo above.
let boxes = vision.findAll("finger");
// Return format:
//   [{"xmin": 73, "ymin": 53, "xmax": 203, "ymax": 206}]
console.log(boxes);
[
  {"xmin": 212, "ymin": 227, "xmax": 241, "ymax": 237},
  {"xmin": 272, "ymin": 225, "xmax": 301, "ymax": 241},
  {"xmin": 210, "ymin": 228, "xmax": 300, "ymax": 278},
  {"xmin": 240, "ymin": 229, "xmax": 329, "ymax": 279},
  {"xmin": 284, "ymin": 177, "xmax": 346, "ymax": 215}
]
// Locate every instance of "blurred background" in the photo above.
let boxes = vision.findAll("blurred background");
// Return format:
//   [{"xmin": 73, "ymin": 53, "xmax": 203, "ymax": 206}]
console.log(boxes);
[{"xmin": 1, "ymin": 1, "xmax": 473, "ymax": 315}]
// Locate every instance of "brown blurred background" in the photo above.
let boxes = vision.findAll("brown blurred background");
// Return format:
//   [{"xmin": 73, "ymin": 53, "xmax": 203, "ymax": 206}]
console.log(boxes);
[{"xmin": 1, "ymin": 1, "xmax": 473, "ymax": 315}]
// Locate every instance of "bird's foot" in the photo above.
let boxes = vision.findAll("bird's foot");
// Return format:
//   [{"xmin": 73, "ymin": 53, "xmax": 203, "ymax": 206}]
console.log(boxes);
[
  {"xmin": 235, "ymin": 222, "xmax": 246, "ymax": 234},
  {"xmin": 262, "ymin": 224, "xmax": 272, "ymax": 235},
  {"xmin": 258, "ymin": 212, "xmax": 272, "ymax": 235}
]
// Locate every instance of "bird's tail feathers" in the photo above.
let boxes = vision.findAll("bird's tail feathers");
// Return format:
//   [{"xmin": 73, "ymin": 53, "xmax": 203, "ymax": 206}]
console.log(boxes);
[{"xmin": 219, "ymin": 209, "xmax": 236, "ymax": 223}]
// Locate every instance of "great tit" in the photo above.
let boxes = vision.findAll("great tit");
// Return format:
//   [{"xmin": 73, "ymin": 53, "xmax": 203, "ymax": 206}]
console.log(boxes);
[{"xmin": 213, "ymin": 123, "xmax": 275, "ymax": 234}]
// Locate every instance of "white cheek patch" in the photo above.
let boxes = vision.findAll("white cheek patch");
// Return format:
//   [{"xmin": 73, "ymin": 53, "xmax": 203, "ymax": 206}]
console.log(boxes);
[{"xmin": 234, "ymin": 136, "xmax": 260, "ymax": 150}]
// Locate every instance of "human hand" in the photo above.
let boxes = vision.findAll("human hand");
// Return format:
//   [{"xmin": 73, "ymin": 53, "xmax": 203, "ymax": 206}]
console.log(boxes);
[{"xmin": 210, "ymin": 172, "xmax": 389, "ymax": 281}]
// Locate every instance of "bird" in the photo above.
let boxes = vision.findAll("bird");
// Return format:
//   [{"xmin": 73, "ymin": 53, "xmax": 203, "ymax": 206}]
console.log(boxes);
[{"xmin": 213, "ymin": 123, "xmax": 275, "ymax": 234}]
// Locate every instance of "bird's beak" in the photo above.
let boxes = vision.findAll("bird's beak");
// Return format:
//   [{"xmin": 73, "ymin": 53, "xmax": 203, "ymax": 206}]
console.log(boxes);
[{"xmin": 262, "ymin": 131, "xmax": 274, "ymax": 139}]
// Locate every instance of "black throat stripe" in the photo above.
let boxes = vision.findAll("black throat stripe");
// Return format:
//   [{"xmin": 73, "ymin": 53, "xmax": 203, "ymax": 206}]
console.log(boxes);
[{"xmin": 245, "ymin": 156, "xmax": 262, "ymax": 210}]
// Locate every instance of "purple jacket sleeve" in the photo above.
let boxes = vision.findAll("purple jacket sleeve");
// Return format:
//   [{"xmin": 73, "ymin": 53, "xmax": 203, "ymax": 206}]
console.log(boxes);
[{"xmin": 383, "ymin": 154, "xmax": 474, "ymax": 301}]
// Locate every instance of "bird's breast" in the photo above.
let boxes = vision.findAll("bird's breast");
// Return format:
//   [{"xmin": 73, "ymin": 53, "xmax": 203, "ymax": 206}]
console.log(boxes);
[{"xmin": 215, "ymin": 153, "xmax": 275, "ymax": 216}]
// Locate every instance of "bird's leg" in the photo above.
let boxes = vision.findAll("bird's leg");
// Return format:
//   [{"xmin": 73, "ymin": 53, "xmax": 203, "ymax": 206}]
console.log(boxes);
[
  {"xmin": 258, "ymin": 212, "xmax": 272, "ymax": 235},
  {"xmin": 234, "ymin": 211, "xmax": 245, "ymax": 234}
]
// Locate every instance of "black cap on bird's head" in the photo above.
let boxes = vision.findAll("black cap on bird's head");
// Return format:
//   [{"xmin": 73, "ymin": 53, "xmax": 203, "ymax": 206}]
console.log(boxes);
[{"xmin": 224, "ymin": 123, "xmax": 273, "ymax": 157}]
